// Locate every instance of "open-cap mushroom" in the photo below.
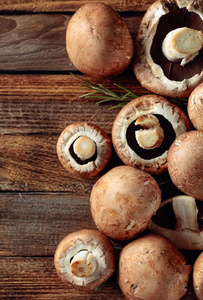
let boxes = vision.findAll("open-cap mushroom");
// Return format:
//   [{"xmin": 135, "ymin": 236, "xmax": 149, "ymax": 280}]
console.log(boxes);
[
  {"xmin": 90, "ymin": 165, "xmax": 161, "ymax": 241},
  {"xmin": 66, "ymin": 2, "xmax": 133, "ymax": 78},
  {"xmin": 56, "ymin": 122, "xmax": 112, "ymax": 178},
  {"xmin": 54, "ymin": 229, "xmax": 115, "ymax": 291},
  {"xmin": 168, "ymin": 130, "xmax": 203, "ymax": 201},
  {"xmin": 118, "ymin": 234, "xmax": 191, "ymax": 300},
  {"xmin": 187, "ymin": 82, "xmax": 203, "ymax": 130},
  {"xmin": 193, "ymin": 251, "xmax": 203, "ymax": 300},
  {"xmin": 112, "ymin": 94, "xmax": 190, "ymax": 175},
  {"xmin": 150, "ymin": 195, "xmax": 203, "ymax": 250},
  {"xmin": 133, "ymin": 0, "xmax": 203, "ymax": 98}
]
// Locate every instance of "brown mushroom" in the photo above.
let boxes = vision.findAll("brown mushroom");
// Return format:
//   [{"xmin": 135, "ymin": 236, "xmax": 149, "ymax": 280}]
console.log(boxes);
[
  {"xmin": 188, "ymin": 82, "xmax": 203, "ymax": 130},
  {"xmin": 112, "ymin": 94, "xmax": 190, "ymax": 175},
  {"xmin": 118, "ymin": 234, "xmax": 191, "ymax": 300},
  {"xmin": 150, "ymin": 195, "xmax": 203, "ymax": 250},
  {"xmin": 90, "ymin": 165, "xmax": 161, "ymax": 241},
  {"xmin": 54, "ymin": 229, "xmax": 115, "ymax": 291},
  {"xmin": 193, "ymin": 251, "xmax": 203, "ymax": 300},
  {"xmin": 56, "ymin": 122, "xmax": 112, "ymax": 178},
  {"xmin": 133, "ymin": 0, "xmax": 203, "ymax": 98},
  {"xmin": 66, "ymin": 2, "xmax": 133, "ymax": 78},
  {"xmin": 168, "ymin": 130, "xmax": 203, "ymax": 201}
]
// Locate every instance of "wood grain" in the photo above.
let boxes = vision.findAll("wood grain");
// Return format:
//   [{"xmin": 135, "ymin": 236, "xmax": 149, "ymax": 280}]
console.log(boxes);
[
  {"xmin": 0, "ymin": 0, "xmax": 156, "ymax": 13},
  {"xmin": 0, "ymin": 254, "xmax": 197, "ymax": 299},
  {"xmin": 0, "ymin": 74, "xmax": 147, "ymax": 135},
  {"xmin": 0, "ymin": 192, "xmax": 96, "ymax": 256},
  {"xmin": 0, "ymin": 14, "xmax": 142, "ymax": 72},
  {"xmin": 0, "ymin": 257, "xmax": 125, "ymax": 299}
]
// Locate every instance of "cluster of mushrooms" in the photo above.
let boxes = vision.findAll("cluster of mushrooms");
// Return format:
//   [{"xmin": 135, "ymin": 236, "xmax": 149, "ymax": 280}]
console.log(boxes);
[{"xmin": 54, "ymin": 0, "xmax": 203, "ymax": 299}]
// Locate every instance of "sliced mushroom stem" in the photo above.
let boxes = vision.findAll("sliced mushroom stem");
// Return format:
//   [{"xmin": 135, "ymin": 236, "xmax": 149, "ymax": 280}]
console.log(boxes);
[
  {"xmin": 73, "ymin": 136, "xmax": 96, "ymax": 160},
  {"xmin": 135, "ymin": 115, "xmax": 164, "ymax": 149},
  {"xmin": 172, "ymin": 195, "xmax": 199, "ymax": 231},
  {"xmin": 70, "ymin": 250, "xmax": 97, "ymax": 277},
  {"xmin": 162, "ymin": 27, "xmax": 203, "ymax": 66}
]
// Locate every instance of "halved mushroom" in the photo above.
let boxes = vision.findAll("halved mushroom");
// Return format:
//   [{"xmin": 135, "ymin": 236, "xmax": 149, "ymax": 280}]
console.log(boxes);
[
  {"xmin": 193, "ymin": 252, "xmax": 203, "ymax": 300},
  {"xmin": 112, "ymin": 94, "xmax": 190, "ymax": 175},
  {"xmin": 90, "ymin": 165, "xmax": 161, "ymax": 241},
  {"xmin": 54, "ymin": 229, "xmax": 115, "ymax": 291},
  {"xmin": 150, "ymin": 195, "xmax": 203, "ymax": 250},
  {"xmin": 187, "ymin": 82, "xmax": 203, "ymax": 130},
  {"xmin": 168, "ymin": 130, "xmax": 203, "ymax": 201},
  {"xmin": 118, "ymin": 234, "xmax": 191, "ymax": 300},
  {"xmin": 134, "ymin": 0, "xmax": 203, "ymax": 98},
  {"xmin": 66, "ymin": 2, "xmax": 133, "ymax": 77},
  {"xmin": 56, "ymin": 122, "xmax": 112, "ymax": 178}
]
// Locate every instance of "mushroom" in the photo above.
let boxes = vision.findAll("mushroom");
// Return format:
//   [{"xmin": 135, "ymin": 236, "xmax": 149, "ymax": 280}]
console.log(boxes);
[
  {"xmin": 187, "ymin": 82, "xmax": 203, "ymax": 130},
  {"xmin": 90, "ymin": 165, "xmax": 161, "ymax": 241},
  {"xmin": 112, "ymin": 94, "xmax": 190, "ymax": 175},
  {"xmin": 133, "ymin": 0, "xmax": 203, "ymax": 98},
  {"xmin": 167, "ymin": 130, "xmax": 203, "ymax": 201},
  {"xmin": 118, "ymin": 234, "xmax": 191, "ymax": 300},
  {"xmin": 66, "ymin": 2, "xmax": 133, "ymax": 78},
  {"xmin": 54, "ymin": 229, "xmax": 115, "ymax": 291},
  {"xmin": 193, "ymin": 252, "xmax": 203, "ymax": 300},
  {"xmin": 150, "ymin": 195, "xmax": 203, "ymax": 250},
  {"xmin": 56, "ymin": 122, "xmax": 112, "ymax": 178}
]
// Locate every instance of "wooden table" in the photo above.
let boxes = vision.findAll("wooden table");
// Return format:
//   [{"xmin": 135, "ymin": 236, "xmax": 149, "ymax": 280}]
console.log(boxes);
[{"xmin": 0, "ymin": 1, "xmax": 199, "ymax": 299}]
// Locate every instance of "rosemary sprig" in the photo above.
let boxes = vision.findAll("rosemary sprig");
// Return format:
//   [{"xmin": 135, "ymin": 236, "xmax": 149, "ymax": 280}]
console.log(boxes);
[
  {"xmin": 71, "ymin": 73, "xmax": 188, "ymax": 110},
  {"xmin": 71, "ymin": 73, "xmax": 137, "ymax": 109}
]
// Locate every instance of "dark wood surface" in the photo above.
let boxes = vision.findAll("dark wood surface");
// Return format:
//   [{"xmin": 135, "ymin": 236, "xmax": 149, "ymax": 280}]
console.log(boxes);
[{"xmin": 0, "ymin": 0, "xmax": 199, "ymax": 299}]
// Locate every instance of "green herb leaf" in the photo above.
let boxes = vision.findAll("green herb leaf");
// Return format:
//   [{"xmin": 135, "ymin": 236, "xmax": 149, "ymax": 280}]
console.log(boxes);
[{"xmin": 71, "ymin": 73, "xmax": 188, "ymax": 110}]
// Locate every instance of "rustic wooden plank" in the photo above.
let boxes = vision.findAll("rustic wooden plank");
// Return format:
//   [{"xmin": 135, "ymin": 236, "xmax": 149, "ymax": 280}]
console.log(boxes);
[
  {"xmin": 0, "ymin": 14, "xmax": 142, "ymax": 72},
  {"xmin": 0, "ymin": 134, "xmax": 123, "ymax": 191},
  {"xmin": 0, "ymin": 192, "xmax": 97, "ymax": 256},
  {"xmin": 0, "ymin": 256, "xmax": 197, "ymax": 299},
  {"xmin": 0, "ymin": 0, "xmax": 156, "ymax": 13},
  {"xmin": 0, "ymin": 134, "xmax": 97, "ymax": 191},
  {"xmin": 0, "ymin": 257, "xmax": 125, "ymax": 299},
  {"xmin": 0, "ymin": 73, "xmax": 147, "ymax": 135}
]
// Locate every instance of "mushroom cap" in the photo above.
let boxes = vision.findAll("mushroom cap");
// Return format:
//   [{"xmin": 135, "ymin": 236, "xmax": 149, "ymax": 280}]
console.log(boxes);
[
  {"xmin": 150, "ymin": 195, "xmax": 203, "ymax": 250},
  {"xmin": 133, "ymin": 0, "xmax": 203, "ymax": 98},
  {"xmin": 188, "ymin": 82, "xmax": 203, "ymax": 130},
  {"xmin": 54, "ymin": 229, "xmax": 115, "ymax": 291},
  {"xmin": 193, "ymin": 252, "xmax": 203, "ymax": 300},
  {"xmin": 56, "ymin": 122, "xmax": 112, "ymax": 178},
  {"xmin": 112, "ymin": 94, "xmax": 190, "ymax": 175},
  {"xmin": 66, "ymin": 2, "xmax": 133, "ymax": 78},
  {"xmin": 118, "ymin": 234, "xmax": 191, "ymax": 300},
  {"xmin": 168, "ymin": 130, "xmax": 203, "ymax": 201},
  {"xmin": 90, "ymin": 165, "xmax": 161, "ymax": 241}
]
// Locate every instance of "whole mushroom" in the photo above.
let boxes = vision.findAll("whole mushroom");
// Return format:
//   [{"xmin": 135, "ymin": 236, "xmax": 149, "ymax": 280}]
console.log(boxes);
[
  {"xmin": 54, "ymin": 229, "xmax": 115, "ymax": 291},
  {"xmin": 118, "ymin": 234, "xmax": 191, "ymax": 300},
  {"xmin": 187, "ymin": 82, "xmax": 203, "ymax": 130},
  {"xmin": 134, "ymin": 0, "xmax": 203, "ymax": 98},
  {"xmin": 168, "ymin": 130, "xmax": 203, "ymax": 201},
  {"xmin": 193, "ymin": 251, "xmax": 203, "ymax": 300},
  {"xmin": 56, "ymin": 122, "xmax": 112, "ymax": 178},
  {"xmin": 150, "ymin": 195, "xmax": 203, "ymax": 250},
  {"xmin": 90, "ymin": 165, "xmax": 161, "ymax": 241},
  {"xmin": 112, "ymin": 94, "xmax": 190, "ymax": 175},
  {"xmin": 66, "ymin": 2, "xmax": 133, "ymax": 77}
]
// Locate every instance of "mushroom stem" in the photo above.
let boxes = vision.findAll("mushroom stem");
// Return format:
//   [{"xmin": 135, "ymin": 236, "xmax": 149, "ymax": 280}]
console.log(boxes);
[
  {"xmin": 73, "ymin": 136, "xmax": 96, "ymax": 160},
  {"xmin": 70, "ymin": 250, "xmax": 97, "ymax": 277},
  {"xmin": 135, "ymin": 115, "xmax": 164, "ymax": 149},
  {"xmin": 162, "ymin": 27, "xmax": 203, "ymax": 66},
  {"xmin": 172, "ymin": 195, "xmax": 199, "ymax": 231}
]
